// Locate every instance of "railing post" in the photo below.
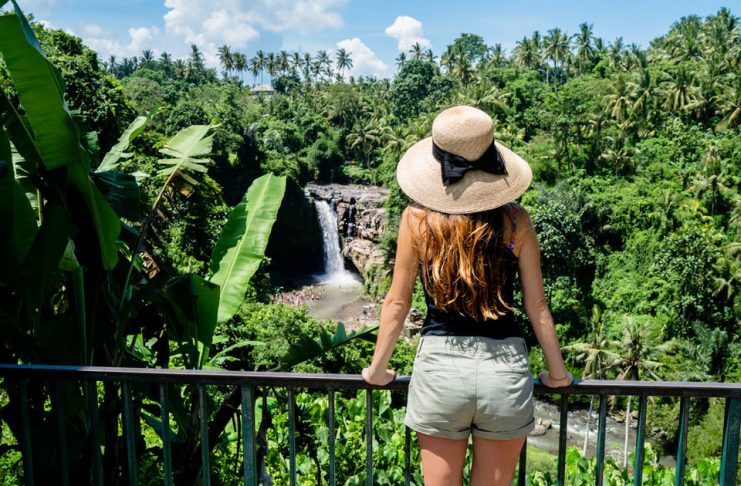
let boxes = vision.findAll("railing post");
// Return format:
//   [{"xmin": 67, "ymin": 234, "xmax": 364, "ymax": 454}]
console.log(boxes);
[
  {"xmin": 160, "ymin": 384, "xmax": 173, "ymax": 486},
  {"xmin": 404, "ymin": 425, "xmax": 411, "ymax": 486},
  {"xmin": 366, "ymin": 388, "xmax": 373, "ymax": 486},
  {"xmin": 86, "ymin": 381, "xmax": 104, "ymax": 486},
  {"xmin": 287, "ymin": 386, "xmax": 296, "ymax": 486},
  {"xmin": 674, "ymin": 397, "xmax": 690, "ymax": 486},
  {"xmin": 241, "ymin": 385, "xmax": 257, "ymax": 486},
  {"xmin": 633, "ymin": 395, "xmax": 648, "ymax": 486},
  {"xmin": 517, "ymin": 437, "xmax": 527, "ymax": 486},
  {"xmin": 720, "ymin": 398, "xmax": 741, "ymax": 486},
  {"xmin": 53, "ymin": 382, "xmax": 70, "ymax": 486},
  {"xmin": 122, "ymin": 382, "xmax": 137, "ymax": 486},
  {"xmin": 19, "ymin": 380, "xmax": 34, "ymax": 486},
  {"xmin": 199, "ymin": 385, "xmax": 211, "ymax": 486},
  {"xmin": 596, "ymin": 393, "xmax": 607, "ymax": 486},
  {"xmin": 557, "ymin": 394, "xmax": 568, "ymax": 486},
  {"xmin": 328, "ymin": 386, "xmax": 336, "ymax": 486}
]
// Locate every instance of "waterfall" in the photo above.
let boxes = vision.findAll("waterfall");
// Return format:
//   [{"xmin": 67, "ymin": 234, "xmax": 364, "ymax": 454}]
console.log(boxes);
[{"xmin": 314, "ymin": 200, "xmax": 359, "ymax": 284}]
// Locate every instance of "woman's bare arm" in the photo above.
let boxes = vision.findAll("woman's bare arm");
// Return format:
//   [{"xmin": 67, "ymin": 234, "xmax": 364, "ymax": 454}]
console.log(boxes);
[
  {"xmin": 362, "ymin": 206, "xmax": 420, "ymax": 385},
  {"xmin": 516, "ymin": 209, "xmax": 572, "ymax": 387}
]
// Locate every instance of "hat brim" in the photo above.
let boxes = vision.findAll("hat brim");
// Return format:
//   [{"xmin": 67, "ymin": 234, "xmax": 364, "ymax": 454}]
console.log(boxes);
[{"xmin": 396, "ymin": 137, "xmax": 533, "ymax": 214}]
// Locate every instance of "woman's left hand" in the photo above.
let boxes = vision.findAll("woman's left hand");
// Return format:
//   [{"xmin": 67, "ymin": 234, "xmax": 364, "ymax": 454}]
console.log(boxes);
[{"xmin": 362, "ymin": 367, "xmax": 396, "ymax": 386}]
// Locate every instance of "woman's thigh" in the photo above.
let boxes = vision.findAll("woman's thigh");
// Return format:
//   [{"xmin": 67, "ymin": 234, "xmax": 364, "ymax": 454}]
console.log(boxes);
[
  {"xmin": 417, "ymin": 432, "xmax": 469, "ymax": 486},
  {"xmin": 470, "ymin": 435, "xmax": 526, "ymax": 486}
]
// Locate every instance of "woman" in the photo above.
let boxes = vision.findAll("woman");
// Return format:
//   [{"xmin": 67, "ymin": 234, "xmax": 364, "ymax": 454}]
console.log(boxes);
[{"xmin": 361, "ymin": 106, "xmax": 573, "ymax": 486}]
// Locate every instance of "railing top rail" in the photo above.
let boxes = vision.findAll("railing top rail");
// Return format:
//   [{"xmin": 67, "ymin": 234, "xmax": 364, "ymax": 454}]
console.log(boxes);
[{"xmin": 0, "ymin": 364, "xmax": 739, "ymax": 398}]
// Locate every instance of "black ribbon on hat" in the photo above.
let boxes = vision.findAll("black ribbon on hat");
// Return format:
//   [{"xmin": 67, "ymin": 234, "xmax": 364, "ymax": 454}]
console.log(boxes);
[{"xmin": 432, "ymin": 139, "xmax": 508, "ymax": 186}]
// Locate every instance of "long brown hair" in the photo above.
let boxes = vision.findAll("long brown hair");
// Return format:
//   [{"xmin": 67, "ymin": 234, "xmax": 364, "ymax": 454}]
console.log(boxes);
[{"xmin": 416, "ymin": 205, "xmax": 514, "ymax": 321}]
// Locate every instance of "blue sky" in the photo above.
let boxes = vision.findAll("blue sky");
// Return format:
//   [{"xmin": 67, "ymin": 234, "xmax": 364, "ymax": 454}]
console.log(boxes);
[{"xmin": 11, "ymin": 0, "xmax": 741, "ymax": 77}]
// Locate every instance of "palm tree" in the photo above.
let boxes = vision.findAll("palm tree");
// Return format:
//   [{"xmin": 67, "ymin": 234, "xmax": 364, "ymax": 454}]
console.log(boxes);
[
  {"xmin": 715, "ymin": 70, "xmax": 741, "ymax": 130},
  {"xmin": 278, "ymin": 50, "xmax": 289, "ymax": 76},
  {"xmin": 107, "ymin": 55, "xmax": 117, "ymax": 76},
  {"xmin": 301, "ymin": 52, "xmax": 313, "ymax": 83},
  {"xmin": 543, "ymin": 27, "xmax": 570, "ymax": 83},
  {"xmin": 290, "ymin": 52, "xmax": 301, "ymax": 77},
  {"xmin": 572, "ymin": 22, "xmax": 594, "ymax": 72},
  {"xmin": 346, "ymin": 122, "xmax": 381, "ymax": 170},
  {"xmin": 409, "ymin": 42, "xmax": 424, "ymax": 60},
  {"xmin": 513, "ymin": 37, "xmax": 537, "ymax": 69},
  {"xmin": 218, "ymin": 44, "xmax": 233, "ymax": 80},
  {"xmin": 315, "ymin": 50, "xmax": 332, "ymax": 82},
  {"xmin": 689, "ymin": 146, "xmax": 730, "ymax": 214},
  {"xmin": 254, "ymin": 50, "xmax": 266, "ymax": 85},
  {"xmin": 661, "ymin": 65, "xmax": 700, "ymax": 114},
  {"xmin": 140, "ymin": 49, "xmax": 154, "ymax": 68},
  {"xmin": 488, "ymin": 44, "xmax": 505, "ymax": 67},
  {"xmin": 335, "ymin": 48, "xmax": 352, "ymax": 80},
  {"xmin": 233, "ymin": 52, "xmax": 246, "ymax": 83},
  {"xmin": 605, "ymin": 317, "xmax": 679, "ymax": 467},
  {"xmin": 563, "ymin": 306, "xmax": 612, "ymax": 456},
  {"xmin": 248, "ymin": 57, "xmax": 260, "ymax": 87},
  {"xmin": 395, "ymin": 52, "xmax": 407, "ymax": 70},
  {"xmin": 424, "ymin": 49, "xmax": 436, "ymax": 63},
  {"xmin": 608, "ymin": 37, "xmax": 625, "ymax": 69},
  {"xmin": 605, "ymin": 73, "xmax": 631, "ymax": 124}
]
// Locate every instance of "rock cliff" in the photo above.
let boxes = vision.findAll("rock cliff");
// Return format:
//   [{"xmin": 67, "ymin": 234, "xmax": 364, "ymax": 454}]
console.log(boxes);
[{"xmin": 305, "ymin": 183, "xmax": 389, "ymax": 276}]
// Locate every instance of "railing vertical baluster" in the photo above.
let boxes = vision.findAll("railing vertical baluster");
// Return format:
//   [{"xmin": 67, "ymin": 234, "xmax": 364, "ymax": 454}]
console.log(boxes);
[
  {"xmin": 19, "ymin": 380, "xmax": 34, "ymax": 486},
  {"xmin": 404, "ymin": 426, "xmax": 411, "ymax": 486},
  {"xmin": 160, "ymin": 384, "xmax": 173, "ymax": 486},
  {"xmin": 633, "ymin": 395, "xmax": 648, "ymax": 486},
  {"xmin": 720, "ymin": 398, "xmax": 741, "ymax": 485},
  {"xmin": 122, "ymin": 382, "xmax": 138, "ymax": 486},
  {"xmin": 328, "ymin": 387, "xmax": 336, "ymax": 486},
  {"xmin": 517, "ymin": 435, "xmax": 527, "ymax": 486},
  {"xmin": 53, "ymin": 382, "xmax": 70, "ymax": 486},
  {"xmin": 86, "ymin": 381, "xmax": 103, "ymax": 486},
  {"xmin": 596, "ymin": 393, "xmax": 607, "ymax": 486},
  {"xmin": 674, "ymin": 397, "xmax": 690, "ymax": 486},
  {"xmin": 366, "ymin": 388, "xmax": 373, "ymax": 486},
  {"xmin": 199, "ymin": 385, "xmax": 211, "ymax": 486},
  {"xmin": 241, "ymin": 385, "xmax": 257, "ymax": 486},
  {"xmin": 557, "ymin": 394, "xmax": 568, "ymax": 486},
  {"xmin": 287, "ymin": 387, "xmax": 296, "ymax": 486}
]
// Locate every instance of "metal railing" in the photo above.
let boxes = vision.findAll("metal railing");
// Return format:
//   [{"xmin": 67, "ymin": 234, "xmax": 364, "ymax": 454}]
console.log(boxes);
[{"xmin": 0, "ymin": 364, "xmax": 739, "ymax": 486}]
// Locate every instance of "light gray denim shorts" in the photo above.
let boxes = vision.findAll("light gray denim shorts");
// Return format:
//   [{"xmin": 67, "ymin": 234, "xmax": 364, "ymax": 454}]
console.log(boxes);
[{"xmin": 404, "ymin": 335, "xmax": 535, "ymax": 440}]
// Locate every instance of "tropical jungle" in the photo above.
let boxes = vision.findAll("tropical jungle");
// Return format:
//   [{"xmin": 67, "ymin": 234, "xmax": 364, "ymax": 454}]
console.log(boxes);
[{"xmin": 0, "ymin": 0, "xmax": 739, "ymax": 484}]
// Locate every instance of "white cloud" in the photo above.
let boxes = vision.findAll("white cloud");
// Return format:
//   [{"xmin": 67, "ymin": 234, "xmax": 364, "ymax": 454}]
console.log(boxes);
[
  {"xmin": 384, "ymin": 15, "xmax": 430, "ymax": 52},
  {"xmin": 163, "ymin": 0, "xmax": 345, "ymax": 66},
  {"xmin": 83, "ymin": 26, "xmax": 159, "ymax": 60},
  {"xmin": 336, "ymin": 37, "xmax": 388, "ymax": 78},
  {"xmin": 83, "ymin": 24, "xmax": 104, "ymax": 36}
]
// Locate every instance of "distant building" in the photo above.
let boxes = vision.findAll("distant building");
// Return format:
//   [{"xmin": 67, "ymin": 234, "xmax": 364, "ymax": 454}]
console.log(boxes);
[{"xmin": 251, "ymin": 84, "xmax": 274, "ymax": 97}]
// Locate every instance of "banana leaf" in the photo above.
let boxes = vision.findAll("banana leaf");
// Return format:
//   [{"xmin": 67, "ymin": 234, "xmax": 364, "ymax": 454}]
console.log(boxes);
[
  {"xmin": 0, "ymin": 2, "xmax": 121, "ymax": 269},
  {"xmin": 91, "ymin": 171, "xmax": 140, "ymax": 220},
  {"xmin": 161, "ymin": 274, "xmax": 220, "ymax": 368},
  {"xmin": 0, "ymin": 2, "xmax": 80, "ymax": 172},
  {"xmin": 157, "ymin": 124, "xmax": 216, "ymax": 186},
  {"xmin": 208, "ymin": 173, "xmax": 286, "ymax": 323},
  {"xmin": 272, "ymin": 322, "xmax": 380, "ymax": 371},
  {"xmin": 97, "ymin": 110, "xmax": 157, "ymax": 172},
  {"xmin": 19, "ymin": 201, "xmax": 73, "ymax": 309},
  {"xmin": 0, "ymin": 126, "xmax": 37, "ymax": 279}
]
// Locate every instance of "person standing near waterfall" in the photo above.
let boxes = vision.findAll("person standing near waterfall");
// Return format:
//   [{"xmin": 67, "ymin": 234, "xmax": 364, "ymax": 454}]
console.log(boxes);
[{"xmin": 362, "ymin": 106, "xmax": 573, "ymax": 486}]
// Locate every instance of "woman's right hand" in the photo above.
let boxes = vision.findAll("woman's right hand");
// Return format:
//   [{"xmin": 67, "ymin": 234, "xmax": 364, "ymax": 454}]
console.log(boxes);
[{"xmin": 539, "ymin": 371, "xmax": 574, "ymax": 388}]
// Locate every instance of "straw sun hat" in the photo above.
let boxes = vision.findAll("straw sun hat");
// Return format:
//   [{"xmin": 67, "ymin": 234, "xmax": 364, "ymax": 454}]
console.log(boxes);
[{"xmin": 396, "ymin": 105, "xmax": 532, "ymax": 214}]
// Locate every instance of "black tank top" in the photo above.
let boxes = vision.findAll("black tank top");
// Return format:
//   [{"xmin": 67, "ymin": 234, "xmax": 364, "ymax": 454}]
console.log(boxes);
[{"xmin": 419, "ymin": 209, "xmax": 524, "ymax": 340}]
